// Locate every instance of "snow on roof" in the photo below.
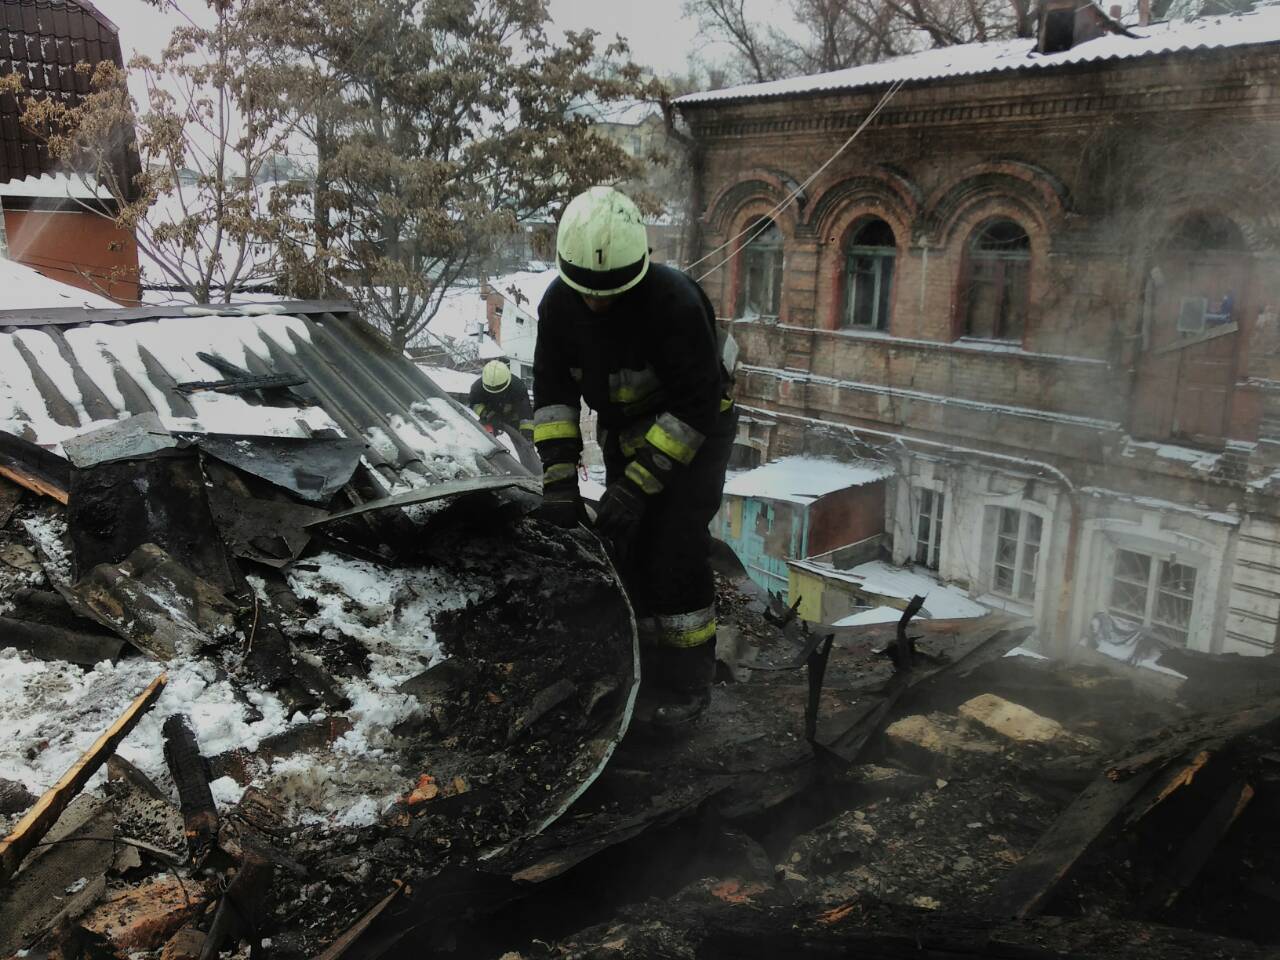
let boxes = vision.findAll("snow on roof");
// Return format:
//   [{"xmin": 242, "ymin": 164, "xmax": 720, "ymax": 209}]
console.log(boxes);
[
  {"xmin": 428, "ymin": 284, "xmax": 488, "ymax": 340},
  {"xmin": 0, "ymin": 304, "xmax": 510, "ymax": 493},
  {"xmin": 833, "ymin": 605, "xmax": 904, "ymax": 627},
  {"xmin": 0, "ymin": 173, "xmax": 113, "ymax": 200},
  {"xmin": 414, "ymin": 363, "xmax": 476, "ymax": 395},
  {"xmin": 677, "ymin": 6, "xmax": 1280, "ymax": 105},
  {"xmin": 723, "ymin": 456, "xmax": 891, "ymax": 505},
  {"xmin": 490, "ymin": 268, "xmax": 558, "ymax": 315},
  {"xmin": 790, "ymin": 558, "xmax": 989, "ymax": 620},
  {"xmin": 0, "ymin": 257, "xmax": 117, "ymax": 309}
]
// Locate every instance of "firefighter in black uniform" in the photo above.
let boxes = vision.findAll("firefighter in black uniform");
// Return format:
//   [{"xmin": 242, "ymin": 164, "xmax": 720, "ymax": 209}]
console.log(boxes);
[
  {"xmin": 532, "ymin": 186, "xmax": 735, "ymax": 730},
  {"xmin": 469, "ymin": 360, "xmax": 534, "ymax": 441}
]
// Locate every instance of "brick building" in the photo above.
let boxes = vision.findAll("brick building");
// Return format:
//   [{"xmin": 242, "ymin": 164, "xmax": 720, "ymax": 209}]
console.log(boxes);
[
  {"xmin": 676, "ymin": 3, "xmax": 1280, "ymax": 658},
  {"xmin": 0, "ymin": 0, "xmax": 140, "ymax": 302}
]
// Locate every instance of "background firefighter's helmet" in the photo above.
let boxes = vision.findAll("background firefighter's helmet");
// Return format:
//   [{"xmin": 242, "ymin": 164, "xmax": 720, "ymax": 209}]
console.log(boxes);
[
  {"xmin": 482, "ymin": 359, "xmax": 512, "ymax": 393},
  {"xmin": 555, "ymin": 186, "xmax": 650, "ymax": 297}
]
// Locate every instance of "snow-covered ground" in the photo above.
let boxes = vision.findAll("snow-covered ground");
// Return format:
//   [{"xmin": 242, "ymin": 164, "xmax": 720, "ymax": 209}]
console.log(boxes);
[{"xmin": 0, "ymin": 549, "xmax": 484, "ymax": 830}]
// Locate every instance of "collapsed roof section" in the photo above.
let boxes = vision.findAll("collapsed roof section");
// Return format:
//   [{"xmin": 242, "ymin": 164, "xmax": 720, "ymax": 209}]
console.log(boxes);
[{"xmin": 0, "ymin": 300, "xmax": 525, "ymax": 498}]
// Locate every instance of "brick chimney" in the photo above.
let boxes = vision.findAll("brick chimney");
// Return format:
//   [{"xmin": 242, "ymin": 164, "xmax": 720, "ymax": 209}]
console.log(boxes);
[{"xmin": 1139, "ymin": 0, "xmax": 1151, "ymax": 25}]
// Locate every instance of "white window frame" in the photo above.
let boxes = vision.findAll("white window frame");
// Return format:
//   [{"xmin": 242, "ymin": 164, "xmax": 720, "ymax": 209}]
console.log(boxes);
[
  {"xmin": 1106, "ymin": 547, "xmax": 1198, "ymax": 647},
  {"xmin": 914, "ymin": 486, "xmax": 945, "ymax": 570},
  {"xmin": 989, "ymin": 507, "xmax": 1043, "ymax": 604}
]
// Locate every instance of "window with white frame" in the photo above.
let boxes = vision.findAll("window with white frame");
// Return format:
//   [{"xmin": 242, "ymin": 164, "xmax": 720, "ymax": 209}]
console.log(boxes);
[
  {"xmin": 991, "ymin": 507, "xmax": 1042, "ymax": 603},
  {"xmin": 914, "ymin": 488, "xmax": 944, "ymax": 570},
  {"xmin": 1107, "ymin": 548, "xmax": 1198, "ymax": 646}
]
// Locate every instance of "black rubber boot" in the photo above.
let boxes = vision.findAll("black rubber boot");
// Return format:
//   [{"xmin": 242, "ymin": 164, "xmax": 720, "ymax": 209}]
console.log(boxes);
[{"xmin": 650, "ymin": 637, "xmax": 715, "ymax": 732}]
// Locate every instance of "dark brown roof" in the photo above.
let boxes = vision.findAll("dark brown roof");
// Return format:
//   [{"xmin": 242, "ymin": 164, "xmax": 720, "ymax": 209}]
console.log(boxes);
[{"xmin": 0, "ymin": 0, "xmax": 135, "ymax": 194}]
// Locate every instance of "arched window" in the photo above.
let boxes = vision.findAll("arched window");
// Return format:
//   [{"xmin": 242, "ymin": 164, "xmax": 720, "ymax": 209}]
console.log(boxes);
[
  {"xmin": 962, "ymin": 218, "xmax": 1031, "ymax": 340},
  {"xmin": 736, "ymin": 218, "xmax": 783, "ymax": 319},
  {"xmin": 842, "ymin": 218, "xmax": 896, "ymax": 330}
]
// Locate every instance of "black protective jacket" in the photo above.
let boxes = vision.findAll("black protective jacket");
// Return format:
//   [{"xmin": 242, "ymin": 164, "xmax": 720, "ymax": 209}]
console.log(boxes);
[
  {"xmin": 532, "ymin": 264, "xmax": 733, "ymax": 497},
  {"xmin": 468, "ymin": 375, "xmax": 533, "ymax": 437}
]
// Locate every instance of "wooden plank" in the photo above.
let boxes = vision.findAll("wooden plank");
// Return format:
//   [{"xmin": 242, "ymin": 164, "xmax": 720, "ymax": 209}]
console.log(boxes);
[
  {"xmin": 0, "ymin": 462, "xmax": 67, "ymax": 504},
  {"xmin": 309, "ymin": 884, "xmax": 403, "ymax": 960},
  {"xmin": 985, "ymin": 766, "xmax": 1162, "ymax": 919},
  {"xmin": 0, "ymin": 672, "xmax": 166, "ymax": 884},
  {"xmin": 1105, "ymin": 698, "xmax": 1280, "ymax": 783}
]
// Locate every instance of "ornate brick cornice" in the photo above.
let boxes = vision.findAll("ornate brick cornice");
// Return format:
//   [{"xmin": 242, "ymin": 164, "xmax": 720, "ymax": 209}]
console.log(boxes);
[{"xmin": 688, "ymin": 78, "xmax": 1265, "ymax": 141}]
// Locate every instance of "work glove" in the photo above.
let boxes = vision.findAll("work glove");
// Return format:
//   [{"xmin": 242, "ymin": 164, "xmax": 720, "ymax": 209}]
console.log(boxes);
[{"xmin": 595, "ymin": 478, "xmax": 646, "ymax": 561}]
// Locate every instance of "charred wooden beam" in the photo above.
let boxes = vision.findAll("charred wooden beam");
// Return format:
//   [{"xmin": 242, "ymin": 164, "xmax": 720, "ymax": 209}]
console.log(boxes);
[
  {"xmin": 0, "ymin": 615, "xmax": 125, "ymax": 666},
  {"xmin": 1138, "ymin": 779, "xmax": 1255, "ymax": 915},
  {"xmin": 162, "ymin": 714, "xmax": 218, "ymax": 862},
  {"xmin": 984, "ymin": 767, "xmax": 1162, "ymax": 919}
]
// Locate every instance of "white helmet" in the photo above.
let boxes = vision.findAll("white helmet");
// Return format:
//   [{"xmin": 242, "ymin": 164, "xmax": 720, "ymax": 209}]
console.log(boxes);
[
  {"xmin": 555, "ymin": 186, "xmax": 649, "ymax": 297},
  {"xmin": 482, "ymin": 360, "xmax": 511, "ymax": 393}
]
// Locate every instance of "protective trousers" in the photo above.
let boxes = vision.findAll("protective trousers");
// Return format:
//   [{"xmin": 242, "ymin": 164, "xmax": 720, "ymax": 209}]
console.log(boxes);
[{"xmin": 604, "ymin": 407, "xmax": 736, "ymax": 694}]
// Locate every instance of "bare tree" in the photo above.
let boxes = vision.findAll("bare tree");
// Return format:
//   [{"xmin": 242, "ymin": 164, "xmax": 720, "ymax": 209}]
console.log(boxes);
[
  {"xmin": 683, "ymin": 0, "xmax": 788, "ymax": 82},
  {"xmin": 686, "ymin": 0, "xmax": 1035, "ymax": 84}
]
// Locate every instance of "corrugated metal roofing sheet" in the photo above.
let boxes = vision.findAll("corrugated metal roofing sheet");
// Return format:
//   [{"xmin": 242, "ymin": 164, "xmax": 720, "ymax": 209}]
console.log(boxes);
[
  {"xmin": 676, "ymin": 5, "xmax": 1280, "ymax": 106},
  {"xmin": 0, "ymin": 300, "xmax": 525, "ymax": 495}
]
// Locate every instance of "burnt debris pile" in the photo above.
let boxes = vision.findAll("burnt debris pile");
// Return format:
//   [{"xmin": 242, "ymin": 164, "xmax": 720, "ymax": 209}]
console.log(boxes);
[
  {"xmin": 424, "ymin": 577, "xmax": 1280, "ymax": 960},
  {"xmin": 0, "ymin": 303, "xmax": 637, "ymax": 960}
]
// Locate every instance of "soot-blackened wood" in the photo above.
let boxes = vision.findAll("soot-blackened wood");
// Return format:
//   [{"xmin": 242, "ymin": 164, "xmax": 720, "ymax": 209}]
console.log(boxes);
[
  {"xmin": 162, "ymin": 714, "xmax": 218, "ymax": 861},
  {"xmin": 1138, "ymin": 778, "xmax": 1255, "ymax": 915},
  {"xmin": 0, "ymin": 615, "xmax": 125, "ymax": 665},
  {"xmin": 985, "ymin": 767, "xmax": 1162, "ymax": 919},
  {"xmin": 1105, "ymin": 697, "xmax": 1280, "ymax": 783},
  {"xmin": 892, "ymin": 594, "xmax": 927, "ymax": 673},
  {"xmin": 198, "ymin": 848, "xmax": 273, "ymax": 960}
]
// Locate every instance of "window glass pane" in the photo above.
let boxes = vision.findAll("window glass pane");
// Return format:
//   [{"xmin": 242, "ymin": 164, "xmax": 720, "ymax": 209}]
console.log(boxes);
[
  {"xmin": 934, "ymin": 492, "xmax": 945, "ymax": 522},
  {"xmin": 1115, "ymin": 549, "xmax": 1151, "ymax": 583},
  {"xmin": 1025, "ymin": 513, "xmax": 1043, "ymax": 546},
  {"xmin": 1018, "ymin": 543, "xmax": 1039, "ymax": 601},
  {"xmin": 1001, "ymin": 259, "xmax": 1029, "ymax": 339},
  {"xmin": 849, "ymin": 256, "xmax": 877, "ymax": 328},
  {"xmin": 994, "ymin": 564, "xmax": 1014, "ymax": 593},
  {"xmin": 915, "ymin": 539, "xmax": 930, "ymax": 566},
  {"xmin": 1155, "ymin": 592, "xmax": 1193, "ymax": 628},
  {"xmin": 767, "ymin": 250, "xmax": 782, "ymax": 315},
  {"xmin": 965, "ymin": 220, "xmax": 1030, "ymax": 340},
  {"xmin": 998, "ymin": 508, "xmax": 1018, "ymax": 536},
  {"xmin": 877, "ymin": 256, "xmax": 894, "ymax": 330},
  {"xmin": 1160, "ymin": 561, "xmax": 1197, "ymax": 597},
  {"xmin": 739, "ymin": 219, "xmax": 782, "ymax": 318},
  {"xmin": 1109, "ymin": 582, "xmax": 1147, "ymax": 618}
]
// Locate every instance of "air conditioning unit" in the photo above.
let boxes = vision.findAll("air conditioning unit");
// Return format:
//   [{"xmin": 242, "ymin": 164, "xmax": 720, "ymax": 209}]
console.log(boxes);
[{"xmin": 1177, "ymin": 297, "xmax": 1207, "ymax": 334}]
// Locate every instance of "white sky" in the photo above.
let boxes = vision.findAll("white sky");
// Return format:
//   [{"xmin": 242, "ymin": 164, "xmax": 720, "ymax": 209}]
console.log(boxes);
[{"xmin": 93, "ymin": 0, "xmax": 730, "ymax": 79}]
